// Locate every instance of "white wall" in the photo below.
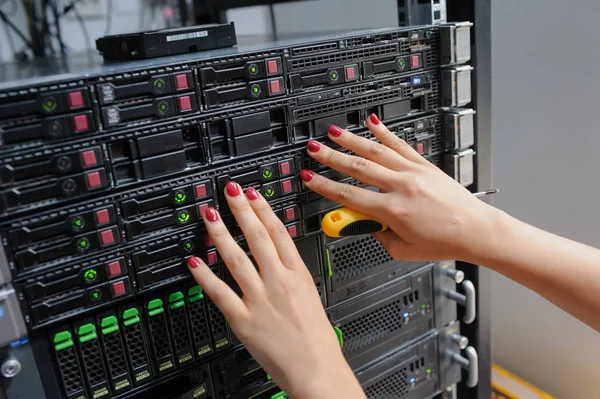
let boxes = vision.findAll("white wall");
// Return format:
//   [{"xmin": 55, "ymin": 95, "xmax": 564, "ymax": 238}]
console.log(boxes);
[{"xmin": 490, "ymin": 0, "xmax": 600, "ymax": 397}]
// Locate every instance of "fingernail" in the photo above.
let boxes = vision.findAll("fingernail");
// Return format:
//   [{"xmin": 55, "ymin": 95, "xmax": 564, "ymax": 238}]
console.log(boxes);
[
  {"xmin": 204, "ymin": 207, "xmax": 219, "ymax": 222},
  {"xmin": 246, "ymin": 187, "xmax": 259, "ymax": 201},
  {"xmin": 328, "ymin": 125, "xmax": 344, "ymax": 137},
  {"xmin": 225, "ymin": 181, "xmax": 241, "ymax": 197},
  {"xmin": 299, "ymin": 170, "xmax": 314, "ymax": 182},
  {"xmin": 369, "ymin": 113, "xmax": 380, "ymax": 125},
  {"xmin": 188, "ymin": 256, "xmax": 202, "ymax": 269},
  {"xmin": 307, "ymin": 140, "xmax": 322, "ymax": 152}
]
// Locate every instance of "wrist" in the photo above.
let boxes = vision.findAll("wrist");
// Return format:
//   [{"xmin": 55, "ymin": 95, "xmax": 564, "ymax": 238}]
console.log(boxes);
[
  {"xmin": 286, "ymin": 355, "xmax": 365, "ymax": 399},
  {"xmin": 458, "ymin": 202, "xmax": 509, "ymax": 265}
]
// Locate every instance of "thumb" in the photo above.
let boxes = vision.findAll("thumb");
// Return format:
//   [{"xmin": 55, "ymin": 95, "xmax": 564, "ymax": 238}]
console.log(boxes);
[{"xmin": 372, "ymin": 230, "xmax": 412, "ymax": 259}]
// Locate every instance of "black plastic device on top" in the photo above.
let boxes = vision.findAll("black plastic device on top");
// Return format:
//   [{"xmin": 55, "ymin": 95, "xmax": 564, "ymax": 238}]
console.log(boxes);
[{"xmin": 96, "ymin": 23, "xmax": 237, "ymax": 61}]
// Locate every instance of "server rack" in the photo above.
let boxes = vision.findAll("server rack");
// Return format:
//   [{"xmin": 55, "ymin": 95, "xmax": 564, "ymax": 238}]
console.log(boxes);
[{"xmin": 0, "ymin": 6, "xmax": 492, "ymax": 399}]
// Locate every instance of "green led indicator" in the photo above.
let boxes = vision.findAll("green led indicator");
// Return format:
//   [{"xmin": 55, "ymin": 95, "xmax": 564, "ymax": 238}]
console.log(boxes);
[
  {"xmin": 84, "ymin": 269, "xmax": 97, "ymax": 281},
  {"xmin": 252, "ymin": 86, "xmax": 260, "ymax": 94},
  {"xmin": 426, "ymin": 31, "xmax": 431, "ymax": 38},
  {"xmin": 426, "ymin": 368, "xmax": 431, "ymax": 374},
  {"xmin": 250, "ymin": 66, "xmax": 257, "ymax": 74},
  {"xmin": 158, "ymin": 101, "xmax": 169, "ymax": 115},
  {"xmin": 174, "ymin": 192, "xmax": 187, "ymax": 204},
  {"xmin": 153, "ymin": 78, "xmax": 165, "ymax": 90},
  {"xmin": 178, "ymin": 211, "xmax": 191, "ymax": 223},
  {"xmin": 51, "ymin": 122, "xmax": 60, "ymax": 132},
  {"xmin": 43, "ymin": 98, "xmax": 57, "ymax": 112},
  {"xmin": 264, "ymin": 187, "xmax": 275, "ymax": 198},
  {"xmin": 73, "ymin": 218, "xmax": 84, "ymax": 228},
  {"xmin": 398, "ymin": 59, "xmax": 406, "ymax": 68},
  {"xmin": 421, "ymin": 304, "xmax": 426, "ymax": 309},
  {"xmin": 331, "ymin": 72, "xmax": 338, "ymax": 79},
  {"xmin": 262, "ymin": 169, "xmax": 273, "ymax": 179},
  {"xmin": 78, "ymin": 238, "xmax": 90, "ymax": 249},
  {"xmin": 184, "ymin": 240, "xmax": 194, "ymax": 252},
  {"xmin": 92, "ymin": 291, "xmax": 100, "ymax": 300}
]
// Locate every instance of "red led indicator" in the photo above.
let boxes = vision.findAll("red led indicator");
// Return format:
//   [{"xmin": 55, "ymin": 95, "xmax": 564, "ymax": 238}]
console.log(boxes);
[
  {"xmin": 195, "ymin": 184, "xmax": 207, "ymax": 199},
  {"xmin": 198, "ymin": 203, "xmax": 210, "ymax": 217},
  {"xmin": 95, "ymin": 209, "xmax": 110, "ymax": 225},
  {"xmin": 345, "ymin": 66, "xmax": 356, "ymax": 80},
  {"xmin": 86, "ymin": 171, "xmax": 102, "ymax": 188},
  {"xmin": 68, "ymin": 91, "xmax": 84, "ymax": 108},
  {"xmin": 207, "ymin": 251, "xmax": 218, "ymax": 265},
  {"xmin": 284, "ymin": 208, "xmax": 295, "ymax": 222},
  {"xmin": 279, "ymin": 162, "xmax": 291, "ymax": 176},
  {"xmin": 73, "ymin": 114, "xmax": 89, "ymax": 132},
  {"xmin": 175, "ymin": 74, "xmax": 189, "ymax": 89},
  {"xmin": 81, "ymin": 150, "xmax": 97, "ymax": 167},
  {"xmin": 281, "ymin": 179, "xmax": 293, "ymax": 194},
  {"xmin": 287, "ymin": 225, "xmax": 297, "ymax": 238},
  {"xmin": 100, "ymin": 229, "xmax": 115, "ymax": 246},
  {"xmin": 416, "ymin": 143, "xmax": 425, "ymax": 154},
  {"xmin": 267, "ymin": 60, "xmax": 279, "ymax": 74},
  {"xmin": 411, "ymin": 55, "xmax": 421, "ymax": 68},
  {"xmin": 107, "ymin": 261, "xmax": 122, "ymax": 277},
  {"xmin": 111, "ymin": 281, "xmax": 126, "ymax": 297},
  {"xmin": 179, "ymin": 96, "xmax": 192, "ymax": 111},
  {"xmin": 269, "ymin": 80, "xmax": 281, "ymax": 95}
]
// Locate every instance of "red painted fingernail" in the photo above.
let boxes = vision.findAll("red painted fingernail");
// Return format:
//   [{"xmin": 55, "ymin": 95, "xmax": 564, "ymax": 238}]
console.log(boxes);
[
  {"xmin": 299, "ymin": 170, "xmax": 314, "ymax": 182},
  {"xmin": 225, "ymin": 181, "xmax": 241, "ymax": 197},
  {"xmin": 246, "ymin": 187, "xmax": 259, "ymax": 201},
  {"xmin": 188, "ymin": 256, "xmax": 202, "ymax": 269},
  {"xmin": 369, "ymin": 113, "xmax": 380, "ymax": 125},
  {"xmin": 328, "ymin": 125, "xmax": 344, "ymax": 137},
  {"xmin": 204, "ymin": 207, "xmax": 219, "ymax": 222},
  {"xmin": 307, "ymin": 140, "xmax": 322, "ymax": 152}
]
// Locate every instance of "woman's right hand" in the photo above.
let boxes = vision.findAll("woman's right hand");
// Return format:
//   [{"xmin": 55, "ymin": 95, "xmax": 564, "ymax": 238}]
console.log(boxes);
[{"xmin": 300, "ymin": 114, "xmax": 499, "ymax": 264}]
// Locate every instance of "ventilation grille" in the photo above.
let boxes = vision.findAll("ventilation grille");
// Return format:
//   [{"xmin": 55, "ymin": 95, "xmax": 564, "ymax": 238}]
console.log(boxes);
[
  {"xmin": 123, "ymin": 322, "xmax": 149, "ymax": 370},
  {"xmin": 292, "ymin": 42, "xmax": 338, "ymax": 56},
  {"xmin": 329, "ymin": 236, "xmax": 394, "ymax": 283},
  {"xmin": 364, "ymin": 368, "xmax": 409, "ymax": 398},
  {"xmin": 295, "ymin": 89, "xmax": 402, "ymax": 121},
  {"xmin": 340, "ymin": 299, "xmax": 403, "ymax": 355},
  {"xmin": 289, "ymin": 44, "xmax": 398, "ymax": 71},
  {"xmin": 148, "ymin": 315, "xmax": 171, "ymax": 359},
  {"xmin": 170, "ymin": 306, "xmax": 192, "ymax": 354},
  {"xmin": 80, "ymin": 340, "xmax": 107, "ymax": 386},
  {"xmin": 56, "ymin": 347, "xmax": 85, "ymax": 396},
  {"xmin": 430, "ymin": 134, "xmax": 443, "ymax": 155},
  {"xmin": 188, "ymin": 300, "xmax": 211, "ymax": 351},
  {"xmin": 208, "ymin": 298, "xmax": 228, "ymax": 336},
  {"xmin": 103, "ymin": 331, "xmax": 129, "ymax": 379}
]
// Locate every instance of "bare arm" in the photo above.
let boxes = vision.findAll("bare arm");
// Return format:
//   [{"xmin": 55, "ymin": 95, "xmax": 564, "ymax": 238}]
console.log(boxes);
[
  {"xmin": 470, "ymin": 209, "xmax": 600, "ymax": 331},
  {"xmin": 302, "ymin": 114, "xmax": 600, "ymax": 332}
]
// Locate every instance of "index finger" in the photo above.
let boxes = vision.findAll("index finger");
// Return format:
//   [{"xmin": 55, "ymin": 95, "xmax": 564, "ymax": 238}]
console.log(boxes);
[{"xmin": 299, "ymin": 170, "xmax": 386, "ymax": 216}]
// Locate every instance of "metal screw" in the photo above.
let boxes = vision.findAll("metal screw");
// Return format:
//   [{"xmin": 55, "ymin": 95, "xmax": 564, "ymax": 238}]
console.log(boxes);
[{"xmin": 1, "ymin": 357, "xmax": 22, "ymax": 378}]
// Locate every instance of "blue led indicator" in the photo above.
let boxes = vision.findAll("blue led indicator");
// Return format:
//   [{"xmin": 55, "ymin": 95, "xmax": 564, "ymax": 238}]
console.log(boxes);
[
  {"xmin": 10, "ymin": 337, "xmax": 29, "ymax": 349},
  {"xmin": 403, "ymin": 312, "xmax": 409, "ymax": 318},
  {"xmin": 412, "ymin": 77, "xmax": 422, "ymax": 85},
  {"xmin": 0, "ymin": 304, "xmax": 4, "ymax": 318},
  {"xmin": 410, "ymin": 378, "xmax": 416, "ymax": 383}
]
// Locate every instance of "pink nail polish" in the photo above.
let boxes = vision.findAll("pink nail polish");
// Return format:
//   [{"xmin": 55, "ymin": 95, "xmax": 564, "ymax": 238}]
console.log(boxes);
[
  {"xmin": 246, "ymin": 187, "xmax": 259, "ymax": 201},
  {"xmin": 328, "ymin": 125, "xmax": 344, "ymax": 137},
  {"xmin": 204, "ymin": 207, "xmax": 219, "ymax": 222},
  {"xmin": 188, "ymin": 256, "xmax": 202, "ymax": 269},
  {"xmin": 307, "ymin": 140, "xmax": 322, "ymax": 152},
  {"xmin": 299, "ymin": 170, "xmax": 314, "ymax": 182},
  {"xmin": 369, "ymin": 113, "xmax": 381, "ymax": 125},
  {"xmin": 225, "ymin": 181, "xmax": 241, "ymax": 197}
]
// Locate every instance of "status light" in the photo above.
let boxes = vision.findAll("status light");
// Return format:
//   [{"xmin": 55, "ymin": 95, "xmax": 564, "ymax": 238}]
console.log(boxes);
[
  {"xmin": 174, "ymin": 192, "xmax": 187, "ymax": 203},
  {"xmin": 412, "ymin": 76, "xmax": 422, "ymax": 85}
]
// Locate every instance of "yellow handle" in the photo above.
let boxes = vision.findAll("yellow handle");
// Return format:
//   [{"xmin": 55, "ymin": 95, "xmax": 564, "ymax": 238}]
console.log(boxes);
[{"xmin": 321, "ymin": 207, "xmax": 389, "ymax": 238}]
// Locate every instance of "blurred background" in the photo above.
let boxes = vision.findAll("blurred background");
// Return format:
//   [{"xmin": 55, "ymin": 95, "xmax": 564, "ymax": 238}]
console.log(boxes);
[{"xmin": 1, "ymin": 0, "xmax": 599, "ymax": 397}]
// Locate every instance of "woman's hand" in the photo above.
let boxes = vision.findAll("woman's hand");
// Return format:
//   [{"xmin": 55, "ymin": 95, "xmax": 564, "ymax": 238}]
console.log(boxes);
[
  {"xmin": 187, "ymin": 182, "xmax": 365, "ymax": 399},
  {"xmin": 300, "ymin": 114, "xmax": 498, "ymax": 263}
]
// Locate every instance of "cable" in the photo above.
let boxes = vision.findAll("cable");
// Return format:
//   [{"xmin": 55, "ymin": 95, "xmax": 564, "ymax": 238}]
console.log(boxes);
[
  {"xmin": 269, "ymin": 4, "xmax": 277, "ymax": 36},
  {"xmin": 0, "ymin": 9, "xmax": 34, "ymax": 51},
  {"xmin": 49, "ymin": 0, "xmax": 66, "ymax": 54},
  {"xmin": 104, "ymin": 0, "xmax": 113, "ymax": 36},
  {"xmin": 71, "ymin": 3, "xmax": 90, "ymax": 51}
]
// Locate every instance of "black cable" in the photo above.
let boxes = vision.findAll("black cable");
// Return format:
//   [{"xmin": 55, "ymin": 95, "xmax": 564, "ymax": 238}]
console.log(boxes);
[
  {"xmin": 49, "ymin": 0, "xmax": 66, "ymax": 54},
  {"xmin": 71, "ymin": 3, "xmax": 90, "ymax": 51},
  {"xmin": 104, "ymin": 0, "xmax": 113, "ymax": 36},
  {"xmin": 1, "ymin": 16, "xmax": 16, "ymax": 55},
  {"xmin": 0, "ymin": 9, "xmax": 35, "ymax": 51}
]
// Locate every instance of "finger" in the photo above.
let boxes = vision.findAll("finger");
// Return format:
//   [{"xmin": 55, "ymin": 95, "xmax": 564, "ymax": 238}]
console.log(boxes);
[
  {"xmin": 245, "ymin": 187, "xmax": 304, "ymax": 269},
  {"xmin": 299, "ymin": 170, "xmax": 387, "ymax": 216},
  {"xmin": 187, "ymin": 256, "xmax": 248, "ymax": 321},
  {"xmin": 373, "ymin": 230, "xmax": 412, "ymax": 258},
  {"xmin": 224, "ymin": 182, "xmax": 283, "ymax": 275},
  {"xmin": 326, "ymin": 124, "xmax": 409, "ymax": 171},
  {"xmin": 306, "ymin": 139, "xmax": 397, "ymax": 190},
  {"xmin": 367, "ymin": 113, "xmax": 428, "ymax": 165},
  {"xmin": 202, "ymin": 206, "xmax": 264, "ymax": 298}
]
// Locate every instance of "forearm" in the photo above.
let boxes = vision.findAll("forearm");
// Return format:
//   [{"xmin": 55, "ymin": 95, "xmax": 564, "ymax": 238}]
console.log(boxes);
[{"xmin": 466, "ymin": 208, "xmax": 600, "ymax": 331}]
